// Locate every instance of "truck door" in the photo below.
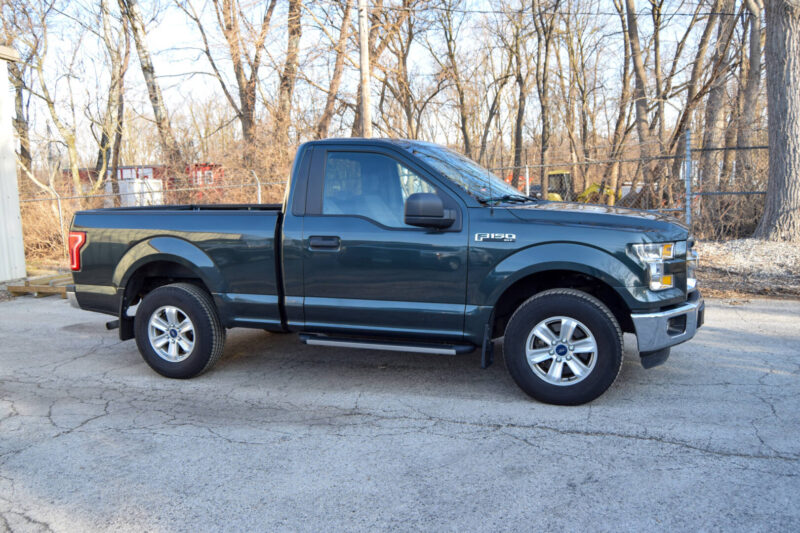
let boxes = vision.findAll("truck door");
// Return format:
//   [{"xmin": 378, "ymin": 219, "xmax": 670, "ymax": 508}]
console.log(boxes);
[{"xmin": 300, "ymin": 147, "xmax": 468, "ymax": 340}]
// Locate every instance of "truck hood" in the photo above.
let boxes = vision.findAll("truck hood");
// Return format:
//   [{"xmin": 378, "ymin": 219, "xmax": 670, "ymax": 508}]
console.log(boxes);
[{"xmin": 506, "ymin": 201, "xmax": 689, "ymax": 240}]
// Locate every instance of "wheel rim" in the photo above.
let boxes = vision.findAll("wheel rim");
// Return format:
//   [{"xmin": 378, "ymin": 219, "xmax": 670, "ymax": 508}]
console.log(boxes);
[
  {"xmin": 148, "ymin": 305, "xmax": 195, "ymax": 363},
  {"xmin": 525, "ymin": 315, "xmax": 598, "ymax": 386}
]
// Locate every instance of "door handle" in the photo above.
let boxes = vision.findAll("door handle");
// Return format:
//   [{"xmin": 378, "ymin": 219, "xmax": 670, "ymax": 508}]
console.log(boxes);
[{"xmin": 309, "ymin": 235, "xmax": 341, "ymax": 250}]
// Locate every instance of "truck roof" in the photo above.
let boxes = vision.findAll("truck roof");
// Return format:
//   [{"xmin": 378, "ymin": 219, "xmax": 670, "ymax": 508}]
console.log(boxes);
[{"xmin": 302, "ymin": 137, "xmax": 421, "ymax": 149}]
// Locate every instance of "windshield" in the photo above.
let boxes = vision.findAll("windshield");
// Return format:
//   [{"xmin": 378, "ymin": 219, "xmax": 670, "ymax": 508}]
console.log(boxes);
[{"xmin": 400, "ymin": 141, "xmax": 526, "ymax": 202}]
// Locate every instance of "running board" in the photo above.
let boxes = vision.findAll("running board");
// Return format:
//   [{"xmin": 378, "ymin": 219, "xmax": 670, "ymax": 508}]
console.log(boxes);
[{"xmin": 299, "ymin": 334, "xmax": 475, "ymax": 355}]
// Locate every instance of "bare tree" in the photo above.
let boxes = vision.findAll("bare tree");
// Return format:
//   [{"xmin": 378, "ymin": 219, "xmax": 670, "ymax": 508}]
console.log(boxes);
[
  {"xmin": 555, "ymin": 2, "xmax": 603, "ymax": 194},
  {"xmin": 350, "ymin": 0, "xmax": 411, "ymax": 136},
  {"xmin": 667, "ymin": 1, "xmax": 721, "ymax": 184},
  {"xmin": 1, "ymin": 5, "xmax": 35, "ymax": 174},
  {"xmin": 179, "ymin": 0, "xmax": 277, "ymax": 165},
  {"xmin": 754, "ymin": 0, "xmax": 800, "ymax": 241},
  {"xmin": 624, "ymin": 0, "xmax": 656, "ymax": 202},
  {"xmin": 476, "ymin": 52, "xmax": 512, "ymax": 165},
  {"xmin": 598, "ymin": 0, "xmax": 634, "ymax": 205},
  {"xmin": 119, "ymin": 0, "xmax": 182, "ymax": 166},
  {"xmin": 533, "ymin": 0, "xmax": 561, "ymax": 191},
  {"xmin": 736, "ymin": 0, "xmax": 765, "ymax": 186},
  {"xmin": 699, "ymin": 0, "xmax": 739, "ymax": 188},
  {"xmin": 495, "ymin": 2, "xmax": 534, "ymax": 189},
  {"xmin": 8, "ymin": 61, "xmax": 33, "ymax": 173},
  {"xmin": 93, "ymin": 0, "xmax": 130, "ymax": 200},
  {"xmin": 313, "ymin": 0, "xmax": 354, "ymax": 139},
  {"xmin": 377, "ymin": 1, "xmax": 448, "ymax": 139},
  {"xmin": 24, "ymin": 1, "xmax": 84, "ymax": 197},
  {"xmin": 275, "ymin": 0, "xmax": 302, "ymax": 148},
  {"xmin": 429, "ymin": 0, "xmax": 474, "ymax": 156}
]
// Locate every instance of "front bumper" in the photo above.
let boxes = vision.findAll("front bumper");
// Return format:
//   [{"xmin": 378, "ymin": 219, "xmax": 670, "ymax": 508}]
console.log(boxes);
[
  {"xmin": 66, "ymin": 284, "xmax": 80, "ymax": 309},
  {"xmin": 631, "ymin": 290, "xmax": 704, "ymax": 353}
]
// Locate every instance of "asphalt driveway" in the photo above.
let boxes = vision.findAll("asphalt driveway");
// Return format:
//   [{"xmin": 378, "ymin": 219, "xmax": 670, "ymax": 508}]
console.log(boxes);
[{"xmin": 1, "ymin": 295, "xmax": 799, "ymax": 531}]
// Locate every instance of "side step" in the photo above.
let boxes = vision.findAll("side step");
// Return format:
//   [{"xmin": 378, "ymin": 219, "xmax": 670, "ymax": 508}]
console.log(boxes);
[{"xmin": 299, "ymin": 334, "xmax": 475, "ymax": 355}]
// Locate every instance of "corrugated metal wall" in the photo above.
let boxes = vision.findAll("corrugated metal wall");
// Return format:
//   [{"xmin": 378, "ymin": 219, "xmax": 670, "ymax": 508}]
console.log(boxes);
[{"xmin": 0, "ymin": 49, "xmax": 27, "ymax": 282}]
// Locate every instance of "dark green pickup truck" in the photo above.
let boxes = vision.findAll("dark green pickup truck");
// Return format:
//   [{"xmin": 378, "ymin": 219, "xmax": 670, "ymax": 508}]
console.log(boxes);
[{"xmin": 68, "ymin": 139, "xmax": 703, "ymax": 404}]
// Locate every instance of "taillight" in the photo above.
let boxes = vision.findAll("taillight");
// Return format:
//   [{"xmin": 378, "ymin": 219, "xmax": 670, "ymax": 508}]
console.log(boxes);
[{"xmin": 68, "ymin": 231, "xmax": 86, "ymax": 271}]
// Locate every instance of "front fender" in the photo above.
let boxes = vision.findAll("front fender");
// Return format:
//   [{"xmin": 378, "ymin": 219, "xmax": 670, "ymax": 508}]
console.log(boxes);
[
  {"xmin": 113, "ymin": 236, "xmax": 227, "ymax": 293},
  {"xmin": 477, "ymin": 242, "xmax": 642, "ymax": 309}
]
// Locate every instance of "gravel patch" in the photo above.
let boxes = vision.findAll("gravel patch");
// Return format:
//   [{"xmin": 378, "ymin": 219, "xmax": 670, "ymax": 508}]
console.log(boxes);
[{"xmin": 696, "ymin": 238, "xmax": 800, "ymax": 298}]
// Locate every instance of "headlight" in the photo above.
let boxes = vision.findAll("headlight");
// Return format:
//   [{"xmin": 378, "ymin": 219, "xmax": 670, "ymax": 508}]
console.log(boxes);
[
  {"xmin": 632, "ymin": 242, "xmax": 677, "ymax": 291},
  {"xmin": 632, "ymin": 242, "xmax": 674, "ymax": 261}
]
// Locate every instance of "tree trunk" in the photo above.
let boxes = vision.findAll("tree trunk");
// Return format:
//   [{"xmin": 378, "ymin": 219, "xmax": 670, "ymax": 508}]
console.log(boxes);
[
  {"xmin": 721, "ymin": 113, "xmax": 737, "ymax": 184},
  {"xmin": 119, "ymin": 0, "xmax": 182, "ymax": 167},
  {"xmin": 477, "ymin": 73, "xmax": 509, "ymax": 165},
  {"xmin": 436, "ymin": 3, "xmax": 472, "ymax": 157},
  {"xmin": 110, "ymin": 97, "xmax": 124, "ymax": 206},
  {"xmin": 316, "ymin": 0, "xmax": 354, "ymax": 139},
  {"xmin": 624, "ymin": 0, "xmax": 654, "ymax": 205},
  {"xmin": 92, "ymin": 0, "xmax": 128, "ymax": 195},
  {"xmin": 737, "ymin": 1, "xmax": 764, "ymax": 187},
  {"xmin": 532, "ymin": 3, "xmax": 558, "ymax": 195},
  {"xmin": 182, "ymin": 0, "xmax": 277, "ymax": 166},
  {"xmin": 699, "ymin": 0, "xmax": 737, "ymax": 189},
  {"xmin": 754, "ymin": 0, "xmax": 800, "ymax": 241},
  {"xmin": 9, "ymin": 62, "xmax": 32, "ymax": 174},
  {"xmin": 601, "ymin": 0, "xmax": 632, "ymax": 206},
  {"xmin": 668, "ymin": 1, "xmax": 720, "ymax": 182},
  {"xmin": 276, "ymin": 0, "xmax": 302, "ymax": 146},
  {"xmin": 511, "ymin": 68, "xmax": 526, "ymax": 190}
]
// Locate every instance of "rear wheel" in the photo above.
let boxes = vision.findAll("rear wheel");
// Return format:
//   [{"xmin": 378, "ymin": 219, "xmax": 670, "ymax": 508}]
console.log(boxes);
[
  {"xmin": 503, "ymin": 289, "xmax": 623, "ymax": 405},
  {"xmin": 134, "ymin": 283, "xmax": 225, "ymax": 379}
]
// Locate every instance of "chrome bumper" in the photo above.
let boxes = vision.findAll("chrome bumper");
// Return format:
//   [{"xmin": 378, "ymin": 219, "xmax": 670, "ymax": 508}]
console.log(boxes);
[
  {"xmin": 631, "ymin": 291, "xmax": 704, "ymax": 353},
  {"xmin": 66, "ymin": 284, "xmax": 80, "ymax": 309}
]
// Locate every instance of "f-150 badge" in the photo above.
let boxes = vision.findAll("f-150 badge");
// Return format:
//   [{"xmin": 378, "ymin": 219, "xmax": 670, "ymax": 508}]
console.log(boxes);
[{"xmin": 475, "ymin": 233, "xmax": 516, "ymax": 242}]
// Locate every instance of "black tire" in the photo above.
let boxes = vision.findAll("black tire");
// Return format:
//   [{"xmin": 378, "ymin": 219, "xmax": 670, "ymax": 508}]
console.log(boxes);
[
  {"xmin": 503, "ymin": 288, "xmax": 623, "ymax": 405},
  {"xmin": 134, "ymin": 282, "xmax": 225, "ymax": 379}
]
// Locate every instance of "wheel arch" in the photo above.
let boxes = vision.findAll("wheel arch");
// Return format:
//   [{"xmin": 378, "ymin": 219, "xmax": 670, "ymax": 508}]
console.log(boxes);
[
  {"xmin": 475, "ymin": 243, "xmax": 639, "ymax": 338},
  {"xmin": 491, "ymin": 269, "xmax": 635, "ymax": 338},
  {"xmin": 114, "ymin": 237, "xmax": 225, "ymax": 291},
  {"xmin": 113, "ymin": 237, "xmax": 225, "ymax": 339}
]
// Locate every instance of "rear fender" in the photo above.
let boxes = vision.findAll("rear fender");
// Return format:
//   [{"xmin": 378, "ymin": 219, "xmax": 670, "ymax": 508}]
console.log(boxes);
[{"xmin": 114, "ymin": 236, "xmax": 226, "ymax": 297}]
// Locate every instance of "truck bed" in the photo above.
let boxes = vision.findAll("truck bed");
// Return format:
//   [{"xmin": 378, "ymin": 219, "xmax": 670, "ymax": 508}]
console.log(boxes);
[
  {"xmin": 71, "ymin": 205, "xmax": 284, "ymax": 330},
  {"xmin": 79, "ymin": 203, "xmax": 283, "ymax": 213}
]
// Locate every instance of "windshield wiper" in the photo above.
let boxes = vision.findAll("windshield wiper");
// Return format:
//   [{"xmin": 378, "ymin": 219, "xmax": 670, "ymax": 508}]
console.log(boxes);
[{"xmin": 480, "ymin": 194, "xmax": 537, "ymax": 204}]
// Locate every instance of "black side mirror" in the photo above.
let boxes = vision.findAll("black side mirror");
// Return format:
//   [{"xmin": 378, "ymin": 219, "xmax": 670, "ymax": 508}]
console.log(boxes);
[{"xmin": 404, "ymin": 193, "xmax": 455, "ymax": 229}]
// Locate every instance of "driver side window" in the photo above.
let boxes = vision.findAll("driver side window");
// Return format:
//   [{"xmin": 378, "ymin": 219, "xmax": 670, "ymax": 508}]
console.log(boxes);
[{"xmin": 322, "ymin": 152, "xmax": 436, "ymax": 228}]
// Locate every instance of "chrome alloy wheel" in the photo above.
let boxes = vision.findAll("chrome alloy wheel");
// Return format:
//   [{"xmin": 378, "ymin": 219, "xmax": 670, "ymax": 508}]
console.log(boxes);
[
  {"xmin": 525, "ymin": 315, "xmax": 598, "ymax": 386},
  {"xmin": 147, "ymin": 305, "xmax": 195, "ymax": 363}
]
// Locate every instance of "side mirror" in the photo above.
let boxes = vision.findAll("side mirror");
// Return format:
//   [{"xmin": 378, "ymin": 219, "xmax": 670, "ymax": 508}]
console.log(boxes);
[{"xmin": 404, "ymin": 193, "xmax": 455, "ymax": 229}]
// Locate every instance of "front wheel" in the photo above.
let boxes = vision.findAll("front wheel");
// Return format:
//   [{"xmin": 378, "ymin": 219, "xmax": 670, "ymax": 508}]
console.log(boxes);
[
  {"xmin": 503, "ymin": 289, "xmax": 623, "ymax": 405},
  {"xmin": 134, "ymin": 283, "xmax": 225, "ymax": 379}
]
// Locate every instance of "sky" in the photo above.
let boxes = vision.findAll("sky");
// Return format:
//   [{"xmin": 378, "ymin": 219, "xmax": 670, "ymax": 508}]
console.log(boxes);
[{"xmin": 23, "ymin": 0, "xmax": 709, "ymax": 166}]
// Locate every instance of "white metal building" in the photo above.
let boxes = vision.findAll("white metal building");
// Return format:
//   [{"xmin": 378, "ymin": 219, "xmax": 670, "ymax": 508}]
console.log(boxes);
[{"xmin": 0, "ymin": 45, "xmax": 26, "ymax": 283}]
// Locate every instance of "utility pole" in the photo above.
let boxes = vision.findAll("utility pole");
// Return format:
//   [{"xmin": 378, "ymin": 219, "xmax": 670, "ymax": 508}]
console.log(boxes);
[{"xmin": 358, "ymin": 0, "xmax": 372, "ymax": 138}]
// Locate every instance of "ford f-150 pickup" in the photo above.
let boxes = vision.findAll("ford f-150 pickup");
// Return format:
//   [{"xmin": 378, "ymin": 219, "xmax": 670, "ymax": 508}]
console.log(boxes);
[{"xmin": 67, "ymin": 139, "xmax": 704, "ymax": 405}]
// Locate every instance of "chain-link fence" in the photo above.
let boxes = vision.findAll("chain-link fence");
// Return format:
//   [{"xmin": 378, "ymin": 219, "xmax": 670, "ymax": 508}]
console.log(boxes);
[
  {"xmin": 16, "ymin": 135, "xmax": 770, "ymax": 265},
  {"xmin": 490, "ymin": 133, "xmax": 769, "ymax": 240},
  {"xmin": 17, "ymin": 169, "xmax": 286, "ymax": 264}
]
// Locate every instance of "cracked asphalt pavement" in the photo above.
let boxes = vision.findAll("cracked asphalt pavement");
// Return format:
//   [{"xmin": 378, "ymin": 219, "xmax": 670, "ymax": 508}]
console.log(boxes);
[{"xmin": 1, "ymin": 296, "xmax": 799, "ymax": 532}]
